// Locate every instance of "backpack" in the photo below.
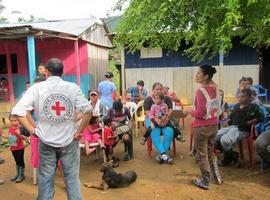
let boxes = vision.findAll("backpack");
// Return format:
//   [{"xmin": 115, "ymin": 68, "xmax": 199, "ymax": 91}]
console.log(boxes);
[{"xmin": 198, "ymin": 86, "xmax": 221, "ymax": 120}]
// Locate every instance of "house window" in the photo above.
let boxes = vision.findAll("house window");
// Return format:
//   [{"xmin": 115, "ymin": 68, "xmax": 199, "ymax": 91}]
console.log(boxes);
[
  {"xmin": 140, "ymin": 48, "xmax": 162, "ymax": 58},
  {"xmin": 0, "ymin": 54, "xmax": 18, "ymax": 74}
]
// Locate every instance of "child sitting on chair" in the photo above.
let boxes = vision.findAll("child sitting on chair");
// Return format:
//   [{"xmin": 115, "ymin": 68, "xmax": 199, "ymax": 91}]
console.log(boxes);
[
  {"xmin": 82, "ymin": 114, "xmax": 105, "ymax": 155},
  {"xmin": 103, "ymin": 116, "xmax": 119, "ymax": 167},
  {"xmin": 140, "ymin": 93, "xmax": 183, "ymax": 145}
]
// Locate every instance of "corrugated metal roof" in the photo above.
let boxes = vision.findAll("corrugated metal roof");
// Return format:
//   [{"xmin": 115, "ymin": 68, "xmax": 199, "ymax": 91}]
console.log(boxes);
[{"xmin": 0, "ymin": 18, "xmax": 97, "ymax": 36}]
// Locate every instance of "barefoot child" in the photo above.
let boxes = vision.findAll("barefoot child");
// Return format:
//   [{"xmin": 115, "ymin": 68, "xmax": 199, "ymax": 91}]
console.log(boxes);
[
  {"xmin": 82, "ymin": 115, "xmax": 105, "ymax": 155},
  {"xmin": 8, "ymin": 115, "xmax": 28, "ymax": 183}
]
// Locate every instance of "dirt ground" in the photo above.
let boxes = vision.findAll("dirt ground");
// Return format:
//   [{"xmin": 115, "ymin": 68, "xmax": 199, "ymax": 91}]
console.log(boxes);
[{"xmin": 0, "ymin": 117, "xmax": 270, "ymax": 200}]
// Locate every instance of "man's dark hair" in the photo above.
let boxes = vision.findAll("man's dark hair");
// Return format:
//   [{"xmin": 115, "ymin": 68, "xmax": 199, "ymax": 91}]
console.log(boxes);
[
  {"xmin": 247, "ymin": 77, "xmax": 253, "ymax": 85},
  {"xmin": 241, "ymin": 88, "xmax": 252, "ymax": 98},
  {"xmin": 103, "ymin": 115, "xmax": 112, "ymax": 126},
  {"xmin": 200, "ymin": 64, "xmax": 217, "ymax": 80},
  {"xmin": 34, "ymin": 75, "xmax": 46, "ymax": 83},
  {"xmin": 137, "ymin": 80, "xmax": 144, "ymax": 87},
  {"xmin": 45, "ymin": 58, "xmax": 63, "ymax": 76},
  {"xmin": 112, "ymin": 100, "xmax": 123, "ymax": 110},
  {"xmin": 239, "ymin": 77, "xmax": 248, "ymax": 84}
]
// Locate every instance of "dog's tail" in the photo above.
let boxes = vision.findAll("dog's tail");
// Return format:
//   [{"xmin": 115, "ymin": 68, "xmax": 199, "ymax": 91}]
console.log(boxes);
[{"xmin": 126, "ymin": 171, "xmax": 137, "ymax": 183}]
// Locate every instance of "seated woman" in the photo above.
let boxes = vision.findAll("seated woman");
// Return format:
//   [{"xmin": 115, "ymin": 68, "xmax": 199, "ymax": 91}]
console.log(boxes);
[
  {"xmin": 144, "ymin": 82, "xmax": 174, "ymax": 164},
  {"xmin": 106, "ymin": 100, "xmax": 133, "ymax": 161}
]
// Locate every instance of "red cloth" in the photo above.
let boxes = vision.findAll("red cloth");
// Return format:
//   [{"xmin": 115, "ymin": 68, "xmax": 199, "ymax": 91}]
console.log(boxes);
[
  {"xmin": 190, "ymin": 83, "xmax": 219, "ymax": 127},
  {"xmin": 103, "ymin": 127, "xmax": 114, "ymax": 145},
  {"xmin": 8, "ymin": 127, "xmax": 25, "ymax": 151},
  {"xmin": 30, "ymin": 135, "xmax": 39, "ymax": 168}
]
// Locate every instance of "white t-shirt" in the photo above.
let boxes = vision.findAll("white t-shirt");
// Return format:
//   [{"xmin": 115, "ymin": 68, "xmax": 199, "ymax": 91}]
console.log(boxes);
[{"xmin": 12, "ymin": 76, "xmax": 92, "ymax": 147}]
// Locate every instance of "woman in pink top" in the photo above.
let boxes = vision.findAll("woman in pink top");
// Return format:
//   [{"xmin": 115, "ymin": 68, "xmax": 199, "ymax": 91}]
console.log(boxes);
[{"xmin": 184, "ymin": 64, "xmax": 222, "ymax": 190}]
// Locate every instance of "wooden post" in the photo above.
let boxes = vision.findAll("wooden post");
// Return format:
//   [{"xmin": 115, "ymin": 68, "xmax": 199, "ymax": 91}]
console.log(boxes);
[
  {"xmin": 5, "ymin": 44, "xmax": 15, "ymax": 104},
  {"xmin": 120, "ymin": 46, "xmax": 126, "ymax": 97},
  {"xmin": 27, "ymin": 36, "xmax": 36, "ymax": 84},
  {"xmin": 74, "ymin": 40, "xmax": 81, "ymax": 86},
  {"xmin": 219, "ymin": 42, "xmax": 224, "ymax": 91}
]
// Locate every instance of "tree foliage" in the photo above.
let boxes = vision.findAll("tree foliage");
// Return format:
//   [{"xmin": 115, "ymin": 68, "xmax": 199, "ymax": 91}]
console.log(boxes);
[{"xmin": 114, "ymin": 0, "xmax": 270, "ymax": 61}]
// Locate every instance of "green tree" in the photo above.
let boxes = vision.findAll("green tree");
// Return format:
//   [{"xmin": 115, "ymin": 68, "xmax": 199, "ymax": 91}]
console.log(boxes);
[
  {"xmin": 115, "ymin": 0, "xmax": 270, "ymax": 61},
  {"xmin": 0, "ymin": 0, "xmax": 7, "ymax": 23}
]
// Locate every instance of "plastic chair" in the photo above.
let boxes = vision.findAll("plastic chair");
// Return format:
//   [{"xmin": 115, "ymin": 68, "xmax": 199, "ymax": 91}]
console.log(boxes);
[
  {"xmin": 238, "ymin": 124, "xmax": 255, "ymax": 169},
  {"xmin": 253, "ymin": 84, "xmax": 268, "ymax": 103},
  {"xmin": 134, "ymin": 100, "xmax": 145, "ymax": 137},
  {"xmin": 125, "ymin": 101, "xmax": 138, "ymax": 118},
  {"xmin": 173, "ymin": 101, "xmax": 185, "ymax": 129},
  {"xmin": 147, "ymin": 137, "xmax": 176, "ymax": 158}
]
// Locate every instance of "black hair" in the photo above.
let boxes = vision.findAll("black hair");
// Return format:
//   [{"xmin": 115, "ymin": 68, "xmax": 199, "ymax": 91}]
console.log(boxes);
[
  {"xmin": 200, "ymin": 64, "xmax": 217, "ymax": 80},
  {"xmin": 247, "ymin": 77, "xmax": 253, "ymax": 85},
  {"xmin": 239, "ymin": 77, "xmax": 248, "ymax": 84},
  {"xmin": 45, "ymin": 58, "xmax": 63, "ymax": 76},
  {"xmin": 156, "ymin": 93, "xmax": 165, "ymax": 101},
  {"xmin": 89, "ymin": 116, "xmax": 98, "ymax": 125},
  {"xmin": 112, "ymin": 100, "xmax": 123, "ymax": 110},
  {"xmin": 26, "ymin": 81, "xmax": 30, "ymax": 84},
  {"xmin": 34, "ymin": 75, "xmax": 46, "ymax": 83},
  {"xmin": 241, "ymin": 88, "xmax": 252, "ymax": 98},
  {"xmin": 137, "ymin": 80, "xmax": 144, "ymax": 87},
  {"xmin": 103, "ymin": 115, "xmax": 112, "ymax": 126},
  {"xmin": 104, "ymin": 72, "xmax": 113, "ymax": 78},
  {"xmin": 152, "ymin": 82, "xmax": 163, "ymax": 90},
  {"xmin": 0, "ymin": 77, "xmax": 7, "ymax": 82}
]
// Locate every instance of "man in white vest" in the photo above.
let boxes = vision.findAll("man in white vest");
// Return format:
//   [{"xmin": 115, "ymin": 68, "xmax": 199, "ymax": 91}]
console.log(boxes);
[{"xmin": 12, "ymin": 58, "xmax": 92, "ymax": 200}]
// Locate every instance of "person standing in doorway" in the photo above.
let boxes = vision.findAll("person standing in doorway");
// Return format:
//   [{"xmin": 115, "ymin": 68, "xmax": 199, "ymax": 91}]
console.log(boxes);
[{"xmin": 12, "ymin": 58, "xmax": 92, "ymax": 200}]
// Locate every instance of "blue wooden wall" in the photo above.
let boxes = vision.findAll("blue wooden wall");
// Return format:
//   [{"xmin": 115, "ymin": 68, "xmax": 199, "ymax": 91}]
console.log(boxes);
[
  {"xmin": 125, "ymin": 43, "xmax": 258, "ymax": 68},
  {"xmin": 62, "ymin": 74, "xmax": 93, "ymax": 97}
]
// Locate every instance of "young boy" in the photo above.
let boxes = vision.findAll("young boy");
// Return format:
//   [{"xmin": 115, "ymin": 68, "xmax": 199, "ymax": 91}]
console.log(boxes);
[
  {"xmin": 215, "ymin": 88, "xmax": 264, "ymax": 167},
  {"xmin": 140, "ymin": 93, "xmax": 183, "ymax": 145}
]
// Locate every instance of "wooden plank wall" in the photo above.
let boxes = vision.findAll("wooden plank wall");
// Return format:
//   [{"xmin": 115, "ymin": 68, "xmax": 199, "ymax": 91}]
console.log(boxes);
[
  {"xmin": 82, "ymin": 24, "xmax": 112, "ymax": 48},
  {"xmin": 88, "ymin": 44, "xmax": 109, "ymax": 89},
  {"xmin": 125, "ymin": 65, "xmax": 259, "ymax": 104}
]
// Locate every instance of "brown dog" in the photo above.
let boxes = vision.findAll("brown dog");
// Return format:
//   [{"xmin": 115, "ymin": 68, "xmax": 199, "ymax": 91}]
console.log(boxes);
[{"xmin": 84, "ymin": 161, "xmax": 137, "ymax": 190}]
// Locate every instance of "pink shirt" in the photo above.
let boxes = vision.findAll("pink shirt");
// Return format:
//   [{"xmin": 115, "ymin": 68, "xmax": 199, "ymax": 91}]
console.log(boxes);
[
  {"xmin": 149, "ymin": 103, "xmax": 168, "ymax": 120},
  {"xmin": 190, "ymin": 83, "xmax": 219, "ymax": 127}
]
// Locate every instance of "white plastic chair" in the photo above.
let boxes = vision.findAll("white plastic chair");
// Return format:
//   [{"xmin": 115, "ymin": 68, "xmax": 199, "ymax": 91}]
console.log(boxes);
[{"xmin": 125, "ymin": 102, "xmax": 138, "ymax": 118}]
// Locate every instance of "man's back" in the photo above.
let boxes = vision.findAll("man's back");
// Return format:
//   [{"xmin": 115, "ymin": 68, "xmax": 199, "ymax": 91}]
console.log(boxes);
[{"xmin": 12, "ymin": 76, "xmax": 90, "ymax": 147}]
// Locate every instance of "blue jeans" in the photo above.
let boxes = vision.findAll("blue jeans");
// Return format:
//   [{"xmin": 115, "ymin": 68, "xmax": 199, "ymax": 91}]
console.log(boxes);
[
  {"xmin": 37, "ymin": 139, "xmax": 81, "ymax": 200},
  {"xmin": 215, "ymin": 126, "xmax": 248, "ymax": 151},
  {"xmin": 146, "ymin": 117, "xmax": 173, "ymax": 154}
]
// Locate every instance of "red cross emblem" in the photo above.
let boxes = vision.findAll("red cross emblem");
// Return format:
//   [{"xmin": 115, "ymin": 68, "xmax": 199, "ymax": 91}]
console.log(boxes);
[{"xmin": 51, "ymin": 101, "xmax": 66, "ymax": 116}]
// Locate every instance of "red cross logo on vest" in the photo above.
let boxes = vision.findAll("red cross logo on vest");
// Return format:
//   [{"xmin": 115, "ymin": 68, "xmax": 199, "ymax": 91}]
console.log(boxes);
[{"xmin": 51, "ymin": 101, "xmax": 66, "ymax": 116}]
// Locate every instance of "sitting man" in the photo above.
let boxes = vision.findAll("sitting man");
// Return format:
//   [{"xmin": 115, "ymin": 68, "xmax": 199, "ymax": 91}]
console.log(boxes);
[
  {"xmin": 126, "ymin": 80, "xmax": 147, "ymax": 104},
  {"xmin": 215, "ymin": 88, "xmax": 264, "ymax": 167},
  {"xmin": 255, "ymin": 129, "xmax": 270, "ymax": 170}
]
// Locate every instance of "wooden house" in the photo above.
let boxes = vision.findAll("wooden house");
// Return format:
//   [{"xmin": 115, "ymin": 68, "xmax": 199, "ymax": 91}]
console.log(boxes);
[
  {"xmin": 0, "ymin": 19, "xmax": 113, "ymax": 104},
  {"xmin": 123, "ymin": 39, "xmax": 260, "ymax": 104}
]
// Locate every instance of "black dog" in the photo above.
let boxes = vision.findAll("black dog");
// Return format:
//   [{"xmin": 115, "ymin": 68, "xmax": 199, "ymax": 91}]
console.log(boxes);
[{"xmin": 84, "ymin": 161, "xmax": 137, "ymax": 190}]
